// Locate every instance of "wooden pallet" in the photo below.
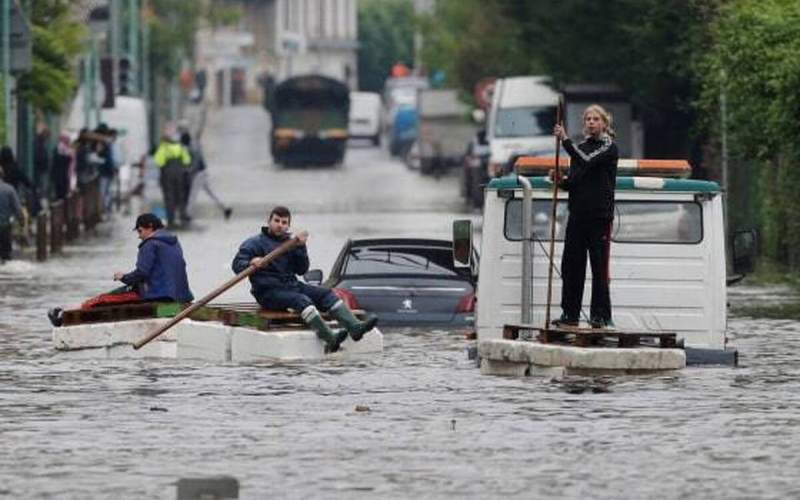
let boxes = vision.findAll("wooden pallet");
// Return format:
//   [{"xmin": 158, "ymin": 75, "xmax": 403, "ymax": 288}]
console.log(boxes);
[
  {"xmin": 60, "ymin": 301, "xmax": 365, "ymax": 331},
  {"xmin": 502, "ymin": 323, "xmax": 680, "ymax": 349}
]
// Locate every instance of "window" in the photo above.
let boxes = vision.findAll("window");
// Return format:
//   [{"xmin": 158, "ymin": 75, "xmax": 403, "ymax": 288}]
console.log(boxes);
[
  {"xmin": 343, "ymin": 247, "xmax": 460, "ymax": 277},
  {"xmin": 504, "ymin": 199, "xmax": 703, "ymax": 244},
  {"xmin": 494, "ymin": 106, "xmax": 557, "ymax": 138}
]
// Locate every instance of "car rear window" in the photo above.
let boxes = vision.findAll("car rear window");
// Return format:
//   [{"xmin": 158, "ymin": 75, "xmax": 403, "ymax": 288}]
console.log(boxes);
[{"xmin": 343, "ymin": 246, "xmax": 460, "ymax": 276}]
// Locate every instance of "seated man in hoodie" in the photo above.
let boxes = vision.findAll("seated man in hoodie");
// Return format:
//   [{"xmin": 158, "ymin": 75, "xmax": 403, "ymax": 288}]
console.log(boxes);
[
  {"xmin": 232, "ymin": 205, "xmax": 377, "ymax": 353},
  {"xmin": 48, "ymin": 213, "xmax": 193, "ymax": 326}
]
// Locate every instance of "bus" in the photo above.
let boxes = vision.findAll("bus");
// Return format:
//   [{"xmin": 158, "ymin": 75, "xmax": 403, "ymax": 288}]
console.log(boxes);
[{"xmin": 269, "ymin": 75, "xmax": 350, "ymax": 166}]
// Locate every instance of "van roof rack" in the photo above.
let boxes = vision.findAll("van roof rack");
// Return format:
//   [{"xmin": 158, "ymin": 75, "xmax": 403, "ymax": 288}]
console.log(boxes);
[{"xmin": 514, "ymin": 156, "xmax": 692, "ymax": 179}]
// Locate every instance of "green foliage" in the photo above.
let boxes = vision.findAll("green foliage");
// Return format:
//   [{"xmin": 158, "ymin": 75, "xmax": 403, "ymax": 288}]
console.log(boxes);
[
  {"xmin": 419, "ymin": 0, "xmax": 536, "ymax": 96},
  {"xmin": 147, "ymin": 0, "xmax": 203, "ymax": 79},
  {"xmin": 700, "ymin": 0, "xmax": 800, "ymax": 268},
  {"xmin": 357, "ymin": 0, "xmax": 415, "ymax": 92},
  {"xmin": 15, "ymin": 0, "xmax": 85, "ymax": 113}
]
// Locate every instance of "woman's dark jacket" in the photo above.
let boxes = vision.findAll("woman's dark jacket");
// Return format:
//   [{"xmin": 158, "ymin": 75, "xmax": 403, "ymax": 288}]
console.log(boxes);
[
  {"xmin": 231, "ymin": 228, "xmax": 309, "ymax": 295},
  {"xmin": 121, "ymin": 229, "xmax": 194, "ymax": 302},
  {"xmin": 560, "ymin": 134, "xmax": 619, "ymax": 221}
]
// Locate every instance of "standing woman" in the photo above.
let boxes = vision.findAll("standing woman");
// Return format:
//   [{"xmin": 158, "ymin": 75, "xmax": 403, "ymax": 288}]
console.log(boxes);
[{"xmin": 552, "ymin": 104, "xmax": 618, "ymax": 328}]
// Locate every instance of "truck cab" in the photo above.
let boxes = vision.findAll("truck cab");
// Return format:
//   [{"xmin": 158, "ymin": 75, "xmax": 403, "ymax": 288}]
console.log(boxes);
[{"xmin": 459, "ymin": 157, "xmax": 751, "ymax": 362}]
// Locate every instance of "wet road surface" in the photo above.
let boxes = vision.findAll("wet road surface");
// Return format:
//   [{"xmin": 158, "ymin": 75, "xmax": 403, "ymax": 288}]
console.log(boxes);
[{"xmin": 2, "ymin": 106, "xmax": 800, "ymax": 499}]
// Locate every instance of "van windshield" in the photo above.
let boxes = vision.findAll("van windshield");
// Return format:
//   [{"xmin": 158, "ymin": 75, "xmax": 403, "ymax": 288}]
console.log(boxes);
[
  {"xmin": 494, "ymin": 106, "xmax": 557, "ymax": 138},
  {"xmin": 504, "ymin": 199, "xmax": 703, "ymax": 244}
]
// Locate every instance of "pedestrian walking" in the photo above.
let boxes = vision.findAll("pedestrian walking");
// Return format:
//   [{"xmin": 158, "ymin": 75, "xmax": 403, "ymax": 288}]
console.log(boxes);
[
  {"xmin": 552, "ymin": 104, "xmax": 619, "ymax": 328},
  {"xmin": 95, "ymin": 124, "xmax": 119, "ymax": 214},
  {"xmin": 181, "ymin": 131, "xmax": 232, "ymax": 220},
  {"xmin": 0, "ymin": 166, "xmax": 24, "ymax": 263},
  {"xmin": 231, "ymin": 205, "xmax": 378, "ymax": 353},
  {"xmin": 153, "ymin": 127, "xmax": 191, "ymax": 228},
  {"xmin": 48, "ymin": 213, "xmax": 194, "ymax": 325}
]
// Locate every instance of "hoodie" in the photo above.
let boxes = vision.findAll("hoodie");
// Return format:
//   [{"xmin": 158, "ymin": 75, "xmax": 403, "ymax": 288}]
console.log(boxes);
[{"xmin": 121, "ymin": 229, "xmax": 194, "ymax": 302}]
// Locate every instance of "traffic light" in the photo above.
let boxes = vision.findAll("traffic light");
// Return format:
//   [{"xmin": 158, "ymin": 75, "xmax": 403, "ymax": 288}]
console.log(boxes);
[{"xmin": 118, "ymin": 57, "xmax": 131, "ymax": 95}]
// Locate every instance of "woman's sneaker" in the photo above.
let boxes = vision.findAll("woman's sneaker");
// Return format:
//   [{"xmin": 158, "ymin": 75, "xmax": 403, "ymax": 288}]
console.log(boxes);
[{"xmin": 551, "ymin": 315, "xmax": 579, "ymax": 327}]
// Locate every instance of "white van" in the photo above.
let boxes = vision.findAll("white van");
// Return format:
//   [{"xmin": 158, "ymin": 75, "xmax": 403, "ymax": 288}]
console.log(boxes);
[
  {"xmin": 348, "ymin": 91, "xmax": 382, "ymax": 145},
  {"xmin": 486, "ymin": 76, "xmax": 560, "ymax": 176},
  {"xmin": 454, "ymin": 158, "xmax": 755, "ymax": 366}
]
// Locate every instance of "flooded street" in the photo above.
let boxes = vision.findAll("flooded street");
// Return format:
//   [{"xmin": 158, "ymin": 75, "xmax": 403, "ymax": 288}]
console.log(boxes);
[{"xmin": 3, "ymin": 106, "xmax": 800, "ymax": 499}]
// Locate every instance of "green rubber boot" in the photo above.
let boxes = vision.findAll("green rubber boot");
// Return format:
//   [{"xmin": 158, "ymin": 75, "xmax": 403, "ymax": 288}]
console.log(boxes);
[
  {"xmin": 330, "ymin": 301, "xmax": 379, "ymax": 342},
  {"xmin": 302, "ymin": 306, "xmax": 348, "ymax": 353}
]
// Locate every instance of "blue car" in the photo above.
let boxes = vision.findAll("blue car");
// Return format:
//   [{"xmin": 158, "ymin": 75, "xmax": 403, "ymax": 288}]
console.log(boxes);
[{"xmin": 307, "ymin": 238, "xmax": 478, "ymax": 327}]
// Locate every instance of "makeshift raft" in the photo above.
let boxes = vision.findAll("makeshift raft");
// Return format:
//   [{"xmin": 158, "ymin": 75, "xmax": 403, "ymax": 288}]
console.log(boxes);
[
  {"xmin": 478, "ymin": 323, "xmax": 686, "ymax": 376},
  {"xmin": 52, "ymin": 302, "xmax": 383, "ymax": 361}
]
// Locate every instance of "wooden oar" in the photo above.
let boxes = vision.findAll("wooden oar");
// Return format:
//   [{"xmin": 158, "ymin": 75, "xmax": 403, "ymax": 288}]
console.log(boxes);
[
  {"xmin": 544, "ymin": 98, "xmax": 564, "ymax": 330},
  {"xmin": 133, "ymin": 236, "xmax": 300, "ymax": 350}
]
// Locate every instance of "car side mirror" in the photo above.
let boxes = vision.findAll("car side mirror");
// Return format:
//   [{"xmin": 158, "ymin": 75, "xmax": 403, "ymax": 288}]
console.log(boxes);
[
  {"xmin": 304, "ymin": 269, "xmax": 323, "ymax": 285},
  {"xmin": 732, "ymin": 228, "xmax": 757, "ymax": 275},
  {"xmin": 453, "ymin": 219, "xmax": 473, "ymax": 268}
]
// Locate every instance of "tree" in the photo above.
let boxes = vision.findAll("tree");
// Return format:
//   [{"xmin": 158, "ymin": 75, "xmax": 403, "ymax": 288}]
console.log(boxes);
[
  {"xmin": 15, "ymin": 0, "xmax": 85, "ymax": 113},
  {"xmin": 357, "ymin": 0, "xmax": 415, "ymax": 92},
  {"xmin": 700, "ymin": 0, "xmax": 800, "ymax": 268}
]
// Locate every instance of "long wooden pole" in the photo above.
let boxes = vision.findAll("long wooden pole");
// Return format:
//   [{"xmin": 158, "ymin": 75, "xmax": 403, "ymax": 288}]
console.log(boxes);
[
  {"xmin": 133, "ymin": 236, "xmax": 300, "ymax": 349},
  {"xmin": 544, "ymin": 99, "xmax": 564, "ymax": 329}
]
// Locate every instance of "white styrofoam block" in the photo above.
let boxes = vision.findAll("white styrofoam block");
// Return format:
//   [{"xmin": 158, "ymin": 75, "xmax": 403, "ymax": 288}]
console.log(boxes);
[
  {"xmin": 478, "ymin": 339, "xmax": 685, "ymax": 371},
  {"xmin": 52, "ymin": 318, "xmax": 177, "ymax": 350},
  {"xmin": 231, "ymin": 327, "xmax": 384, "ymax": 362},
  {"xmin": 176, "ymin": 320, "xmax": 233, "ymax": 361}
]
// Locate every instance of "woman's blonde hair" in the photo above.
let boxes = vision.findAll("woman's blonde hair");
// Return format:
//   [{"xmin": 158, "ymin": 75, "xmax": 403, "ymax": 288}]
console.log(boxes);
[{"xmin": 583, "ymin": 104, "xmax": 615, "ymax": 138}]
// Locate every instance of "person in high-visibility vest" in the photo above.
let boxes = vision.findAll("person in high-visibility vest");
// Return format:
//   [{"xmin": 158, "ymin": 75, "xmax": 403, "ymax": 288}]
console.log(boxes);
[{"xmin": 153, "ymin": 128, "xmax": 192, "ymax": 228}]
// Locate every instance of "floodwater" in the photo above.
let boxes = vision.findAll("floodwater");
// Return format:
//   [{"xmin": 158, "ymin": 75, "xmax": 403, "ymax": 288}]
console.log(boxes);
[{"xmin": 2, "ymin": 107, "xmax": 800, "ymax": 499}]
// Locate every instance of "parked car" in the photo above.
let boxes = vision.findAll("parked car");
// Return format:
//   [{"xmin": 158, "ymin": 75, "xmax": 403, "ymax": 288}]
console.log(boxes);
[
  {"xmin": 306, "ymin": 238, "xmax": 478, "ymax": 326},
  {"xmin": 461, "ymin": 129, "xmax": 490, "ymax": 208},
  {"xmin": 349, "ymin": 91, "xmax": 382, "ymax": 145}
]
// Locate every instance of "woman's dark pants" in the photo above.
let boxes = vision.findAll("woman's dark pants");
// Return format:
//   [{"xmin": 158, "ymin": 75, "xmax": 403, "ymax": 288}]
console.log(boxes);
[{"xmin": 560, "ymin": 216, "xmax": 612, "ymax": 322}]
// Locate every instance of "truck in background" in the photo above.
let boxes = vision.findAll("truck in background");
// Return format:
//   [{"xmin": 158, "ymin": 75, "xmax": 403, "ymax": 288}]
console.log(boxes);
[
  {"xmin": 383, "ymin": 76, "xmax": 428, "ymax": 157},
  {"xmin": 486, "ymin": 76, "xmax": 559, "ymax": 178},
  {"xmin": 406, "ymin": 88, "xmax": 475, "ymax": 176}
]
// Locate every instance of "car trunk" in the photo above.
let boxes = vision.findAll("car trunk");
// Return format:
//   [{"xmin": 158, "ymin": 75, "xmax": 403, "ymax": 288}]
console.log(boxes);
[{"xmin": 340, "ymin": 277, "xmax": 472, "ymax": 325}]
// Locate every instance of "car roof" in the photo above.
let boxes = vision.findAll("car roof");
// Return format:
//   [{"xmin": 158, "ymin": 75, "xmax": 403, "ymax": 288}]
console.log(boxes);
[{"xmin": 348, "ymin": 238, "xmax": 452, "ymax": 249}]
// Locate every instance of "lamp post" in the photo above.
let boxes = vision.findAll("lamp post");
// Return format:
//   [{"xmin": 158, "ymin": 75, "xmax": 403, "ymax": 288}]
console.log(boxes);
[{"xmin": 87, "ymin": 4, "xmax": 109, "ymax": 128}]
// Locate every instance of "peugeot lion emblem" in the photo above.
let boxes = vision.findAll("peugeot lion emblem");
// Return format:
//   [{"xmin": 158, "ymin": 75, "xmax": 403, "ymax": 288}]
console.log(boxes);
[{"xmin": 402, "ymin": 298, "xmax": 413, "ymax": 310}]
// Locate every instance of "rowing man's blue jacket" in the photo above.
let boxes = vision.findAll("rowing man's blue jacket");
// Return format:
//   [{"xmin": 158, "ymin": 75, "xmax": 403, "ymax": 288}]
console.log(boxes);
[
  {"xmin": 121, "ymin": 229, "xmax": 194, "ymax": 302},
  {"xmin": 232, "ymin": 228, "xmax": 309, "ymax": 295}
]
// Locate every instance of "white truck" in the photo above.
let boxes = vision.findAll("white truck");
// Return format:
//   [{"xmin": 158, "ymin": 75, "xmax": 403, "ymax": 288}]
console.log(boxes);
[
  {"xmin": 486, "ymin": 76, "xmax": 560, "ymax": 177},
  {"xmin": 453, "ymin": 157, "xmax": 755, "ymax": 366},
  {"xmin": 408, "ymin": 88, "xmax": 475, "ymax": 176}
]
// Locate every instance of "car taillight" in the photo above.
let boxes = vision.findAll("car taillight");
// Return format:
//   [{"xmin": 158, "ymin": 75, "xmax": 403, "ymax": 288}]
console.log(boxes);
[
  {"xmin": 455, "ymin": 292, "xmax": 476, "ymax": 313},
  {"xmin": 333, "ymin": 288, "xmax": 360, "ymax": 310}
]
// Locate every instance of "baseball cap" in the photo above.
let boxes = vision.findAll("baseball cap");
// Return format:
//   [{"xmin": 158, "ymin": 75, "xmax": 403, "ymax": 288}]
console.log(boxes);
[{"xmin": 133, "ymin": 213, "xmax": 164, "ymax": 231}]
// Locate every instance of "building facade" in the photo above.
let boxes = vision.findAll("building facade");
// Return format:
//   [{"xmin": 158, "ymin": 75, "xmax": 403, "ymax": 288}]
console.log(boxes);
[{"xmin": 197, "ymin": 0, "xmax": 358, "ymax": 106}]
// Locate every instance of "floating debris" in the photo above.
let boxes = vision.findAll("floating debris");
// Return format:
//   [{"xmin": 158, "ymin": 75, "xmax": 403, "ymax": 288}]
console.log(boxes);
[{"xmin": 354, "ymin": 405, "xmax": 371, "ymax": 412}]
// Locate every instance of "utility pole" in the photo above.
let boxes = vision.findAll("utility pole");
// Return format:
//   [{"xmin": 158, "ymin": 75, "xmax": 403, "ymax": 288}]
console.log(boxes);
[
  {"xmin": 127, "ymin": 0, "xmax": 138, "ymax": 95},
  {"xmin": 110, "ymin": 0, "xmax": 120, "ymax": 95},
  {"xmin": 1, "ymin": 0, "xmax": 10, "ymax": 144}
]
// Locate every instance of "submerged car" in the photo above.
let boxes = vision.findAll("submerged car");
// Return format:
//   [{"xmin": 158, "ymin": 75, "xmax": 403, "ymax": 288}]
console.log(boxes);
[{"xmin": 306, "ymin": 238, "xmax": 478, "ymax": 326}]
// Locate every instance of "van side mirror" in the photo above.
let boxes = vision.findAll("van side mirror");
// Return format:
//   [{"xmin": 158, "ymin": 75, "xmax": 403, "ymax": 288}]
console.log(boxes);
[
  {"xmin": 304, "ymin": 269, "xmax": 323, "ymax": 285},
  {"xmin": 732, "ymin": 229, "xmax": 757, "ymax": 275},
  {"xmin": 453, "ymin": 219, "xmax": 473, "ymax": 268}
]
